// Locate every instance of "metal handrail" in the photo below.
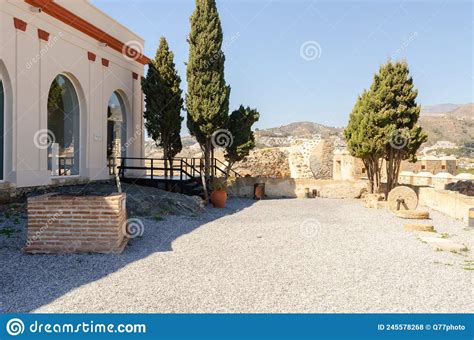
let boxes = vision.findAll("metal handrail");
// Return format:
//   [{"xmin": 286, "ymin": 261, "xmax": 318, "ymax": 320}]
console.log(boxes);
[{"xmin": 108, "ymin": 156, "xmax": 241, "ymax": 180}]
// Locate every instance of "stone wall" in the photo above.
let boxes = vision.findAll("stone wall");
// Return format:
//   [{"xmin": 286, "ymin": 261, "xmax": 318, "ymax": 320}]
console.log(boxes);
[
  {"xmin": 399, "ymin": 171, "xmax": 474, "ymax": 191},
  {"xmin": 288, "ymin": 138, "xmax": 321, "ymax": 178},
  {"xmin": 309, "ymin": 139, "xmax": 335, "ymax": 179},
  {"xmin": 333, "ymin": 150, "xmax": 366, "ymax": 181},
  {"xmin": 233, "ymin": 148, "xmax": 291, "ymax": 178},
  {"xmin": 25, "ymin": 193, "xmax": 128, "ymax": 254},
  {"xmin": 417, "ymin": 187, "xmax": 474, "ymax": 224},
  {"xmin": 333, "ymin": 153, "xmax": 458, "ymax": 181},
  {"xmin": 229, "ymin": 177, "xmax": 368, "ymax": 199},
  {"xmin": 232, "ymin": 136, "xmax": 340, "ymax": 180}
]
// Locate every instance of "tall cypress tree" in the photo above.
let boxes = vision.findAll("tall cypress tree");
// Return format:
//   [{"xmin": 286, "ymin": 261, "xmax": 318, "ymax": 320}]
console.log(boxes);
[
  {"xmin": 370, "ymin": 61, "xmax": 427, "ymax": 196},
  {"xmin": 186, "ymin": 0, "xmax": 231, "ymax": 181},
  {"xmin": 346, "ymin": 61, "xmax": 428, "ymax": 196},
  {"xmin": 142, "ymin": 37, "xmax": 183, "ymax": 175}
]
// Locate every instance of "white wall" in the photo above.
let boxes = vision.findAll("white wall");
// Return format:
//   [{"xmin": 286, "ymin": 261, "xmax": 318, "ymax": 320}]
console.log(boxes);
[{"xmin": 0, "ymin": 0, "xmax": 145, "ymax": 188}]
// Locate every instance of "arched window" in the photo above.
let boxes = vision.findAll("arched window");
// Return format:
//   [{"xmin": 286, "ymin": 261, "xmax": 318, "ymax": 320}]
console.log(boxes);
[
  {"xmin": 47, "ymin": 75, "xmax": 80, "ymax": 176},
  {"xmin": 0, "ymin": 79, "xmax": 4, "ymax": 180},
  {"xmin": 107, "ymin": 91, "xmax": 127, "ymax": 159}
]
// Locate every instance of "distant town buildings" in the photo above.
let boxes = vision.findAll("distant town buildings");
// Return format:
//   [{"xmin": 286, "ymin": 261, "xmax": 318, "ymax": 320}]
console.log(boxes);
[
  {"xmin": 421, "ymin": 140, "xmax": 458, "ymax": 155},
  {"xmin": 333, "ymin": 151, "xmax": 459, "ymax": 181}
]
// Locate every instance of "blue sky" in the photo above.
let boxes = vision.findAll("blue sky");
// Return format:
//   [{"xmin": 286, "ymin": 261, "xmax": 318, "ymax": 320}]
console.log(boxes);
[{"xmin": 93, "ymin": 0, "xmax": 473, "ymax": 129}]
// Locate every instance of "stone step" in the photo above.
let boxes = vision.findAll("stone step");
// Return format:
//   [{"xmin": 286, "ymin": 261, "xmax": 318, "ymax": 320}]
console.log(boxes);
[
  {"xmin": 396, "ymin": 210, "xmax": 430, "ymax": 219},
  {"xmin": 404, "ymin": 224, "xmax": 435, "ymax": 232},
  {"xmin": 418, "ymin": 236, "xmax": 468, "ymax": 252},
  {"xmin": 416, "ymin": 231, "xmax": 443, "ymax": 238}
]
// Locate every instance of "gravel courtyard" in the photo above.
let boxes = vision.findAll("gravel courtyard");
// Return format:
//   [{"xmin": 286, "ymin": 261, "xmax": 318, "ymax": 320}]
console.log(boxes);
[{"xmin": 1, "ymin": 198, "xmax": 473, "ymax": 313}]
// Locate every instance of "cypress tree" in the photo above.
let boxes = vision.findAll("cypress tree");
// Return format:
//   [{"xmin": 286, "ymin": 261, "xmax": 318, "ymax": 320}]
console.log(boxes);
[
  {"xmin": 346, "ymin": 61, "xmax": 427, "ymax": 195},
  {"xmin": 142, "ymin": 37, "xmax": 184, "ymax": 175},
  {"xmin": 370, "ymin": 61, "xmax": 427, "ymax": 196},
  {"xmin": 186, "ymin": 0, "xmax": 231, "ymax": 181}
]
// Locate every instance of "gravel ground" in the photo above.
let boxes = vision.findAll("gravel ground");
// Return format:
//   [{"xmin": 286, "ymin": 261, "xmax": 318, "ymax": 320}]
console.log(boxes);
[{"xmin": 1, "ymin": 198, "xmax": 473, "ymax": 313}]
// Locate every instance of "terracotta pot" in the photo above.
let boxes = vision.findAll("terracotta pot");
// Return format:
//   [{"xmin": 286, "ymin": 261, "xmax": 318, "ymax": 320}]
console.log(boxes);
[
  {"xmin": 254, "ymin": 183, "xmax": 265, "ymax": 200},
  {"xmin": 210, "ymin": 190, "xmax": 227, "ymax": 208}
]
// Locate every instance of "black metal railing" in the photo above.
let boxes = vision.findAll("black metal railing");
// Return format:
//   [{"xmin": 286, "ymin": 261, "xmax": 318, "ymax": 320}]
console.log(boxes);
[
  {"xmin": 212, "ymin": 158, "xmax": 240, "ymax": 178},
  {"xmin": 108, "ymin": 156, "xmax": 240, "ymax": 181}
]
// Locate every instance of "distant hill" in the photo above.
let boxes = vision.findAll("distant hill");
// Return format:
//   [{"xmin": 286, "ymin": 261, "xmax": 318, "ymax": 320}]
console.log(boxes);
[
  {"xmin": 449, "ymin": 103, "xmax": 474, "ymax": 119},
  {"xmin": 421, "ymin": 103, "xmax": 460, "ymax": 116},
  {"xmin": 255, "ymin": 122, "xmax": 342, "ymax": 138},
  {"xmin": 419, "ymin": 103, "xmax": 474, "ymax": 145}
]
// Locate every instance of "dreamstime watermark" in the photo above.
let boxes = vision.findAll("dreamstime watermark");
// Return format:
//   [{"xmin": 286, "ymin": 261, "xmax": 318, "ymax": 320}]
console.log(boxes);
[
  {"xmin": 144, "ymin": 141, "xmax": 156, "ymax": 157},
  {"xmin": 122, "ymin": 218, "xmax": 144, "ymax": 238},
  {"xmin": 26, "ymin": 32, "xmax": 64, "ymax": 70},
  {"xmin": 202, "ymin": 31, "xmax": 241, "ymax": 70},
  {"xmin": 122, "ymin": 124, "xmax": 144, "ymax": 152},
  {"xmin": 122, "ymin": 40, "xmax": 145, "ymax": 62},
  {"xmin": 389, "ymin": 129, "xmax": 410, "ymax": 150},
  {"xmin": 211, "ymin": 129, "xmax": 233, "ymax": 148},
  {"xmin": 300, "ymin": 40, "xmax": 322, "ymax": 61},
  {"xmin": 299, "ymin": 218, "xmax": 321, "ymax": 238},
  {"xmin": 33, "ymin": 129, "xmax": 55, "ymax": 150},
  {"xmin": 6, "ymin": 318, "xmax": 25, "ymax": 336},
  {"xmin": 391, "ymin": 31, "xmax": 418, "ymax": 59},
  {"xmin": 26, "ymin": 211, "xmax": 63, "ymax": 248},
  {"xmin": 5, "ymin": 318, "xmax": 146, "ymax": 336}
]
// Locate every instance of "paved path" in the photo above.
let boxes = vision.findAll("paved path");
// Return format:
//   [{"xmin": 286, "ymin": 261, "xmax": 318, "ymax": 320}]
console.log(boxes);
[{"xmin": 2, "ymin": 198, "xmax": 473, "ymax": 313}]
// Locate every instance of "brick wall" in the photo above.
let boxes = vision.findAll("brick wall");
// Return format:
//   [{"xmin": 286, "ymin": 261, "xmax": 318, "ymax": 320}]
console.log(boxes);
[{"xmin": 25, "ymin": 193, "xmax": 128, "ymax": 254}]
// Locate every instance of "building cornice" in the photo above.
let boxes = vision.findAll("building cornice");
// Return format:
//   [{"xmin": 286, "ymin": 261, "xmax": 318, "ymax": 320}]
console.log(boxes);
[{"xmin": 24, "ymin": 0, "xmax": 150, "ymax": 65}]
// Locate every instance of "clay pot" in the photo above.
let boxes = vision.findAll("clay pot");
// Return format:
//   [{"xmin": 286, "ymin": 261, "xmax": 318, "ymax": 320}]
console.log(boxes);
[
  {"xmin": 210, "ymin": 190, "xmax": 227, "ymax": 208},
  {"xmin": 254, "ymin": 183, "xmax": 265, "ymax": 200}
]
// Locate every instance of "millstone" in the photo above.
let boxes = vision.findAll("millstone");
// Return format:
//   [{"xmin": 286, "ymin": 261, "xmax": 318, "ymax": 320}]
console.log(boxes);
[{"xmin": 387, "ymin": 186, "xmax": 418, "ymax": 212}]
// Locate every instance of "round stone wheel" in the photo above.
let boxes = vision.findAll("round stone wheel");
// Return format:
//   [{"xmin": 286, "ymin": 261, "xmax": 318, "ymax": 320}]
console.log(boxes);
[{"xmin": 387, "ymin": 186, "xmax": 418, "ymax": 212}]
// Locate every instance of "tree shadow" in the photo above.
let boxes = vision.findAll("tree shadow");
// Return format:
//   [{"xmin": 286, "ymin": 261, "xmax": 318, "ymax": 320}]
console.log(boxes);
[{"xmin": 0, "ymin": 192, "xmax": 256, "ymax": 313}]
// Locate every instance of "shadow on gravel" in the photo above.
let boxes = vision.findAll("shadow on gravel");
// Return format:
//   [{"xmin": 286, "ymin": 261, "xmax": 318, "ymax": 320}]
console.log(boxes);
[{"xmin": 0, "ymin": 190, "xmax": 256, "ymax": 313}]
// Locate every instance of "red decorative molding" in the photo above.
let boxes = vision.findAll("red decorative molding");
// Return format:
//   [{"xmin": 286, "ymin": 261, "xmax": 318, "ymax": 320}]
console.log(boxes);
[
  {"xmin": 87, "ymin": 52, "xmax": 96, "ymax": 62},
  {"xmin": 132, "ymin": 72, "xmax": 138, "ymax": 80},
  {"xmin": 37, "ymin": 29, "xmax": 50, "ymax": 41},
  {"xmin": 24, "ymin": 0, "xmax": 150, "ymax": 65},
  {"xmin": 13, "ymin": 18, "xmax": 27, "ymax": 31},
  {"xmin": 102, "ymin": 58, "xmax": 109, "ymax": 67}
]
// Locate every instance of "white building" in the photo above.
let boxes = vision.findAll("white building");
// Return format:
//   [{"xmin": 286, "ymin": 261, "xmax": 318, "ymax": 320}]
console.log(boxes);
[{"xmin": 0, "ymin": 0, "xmax": 148, "ymax": 189}]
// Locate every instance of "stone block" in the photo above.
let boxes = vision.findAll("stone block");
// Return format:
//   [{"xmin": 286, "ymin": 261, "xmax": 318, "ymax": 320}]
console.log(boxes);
[
  {"xmin": 364, "ymin": 194, "xmax": 385, "ymax": 209},
  {"xmin": 422, "ymin": 237, "xmax": 468, "ymax": 252},
  {"xmin": 404, "ymin": 224, "xmax": 435, "ymax": 232}
]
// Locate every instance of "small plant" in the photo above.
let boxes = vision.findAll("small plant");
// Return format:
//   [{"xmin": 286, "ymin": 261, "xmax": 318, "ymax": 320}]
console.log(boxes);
[
  {"xmin": 210, "ymin": 177, "xmax": 227, "ymax": 192},
  {"xmin": 462, "ymin": 260, "xmax": 474, "ymax": 270},
  {"xmin": 0, "ymin": 227, "xmax": 17, "ymax": 237},
  {"xmin": 153, "ymin": 214, "xmax": 164, "ymax": 222}
]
